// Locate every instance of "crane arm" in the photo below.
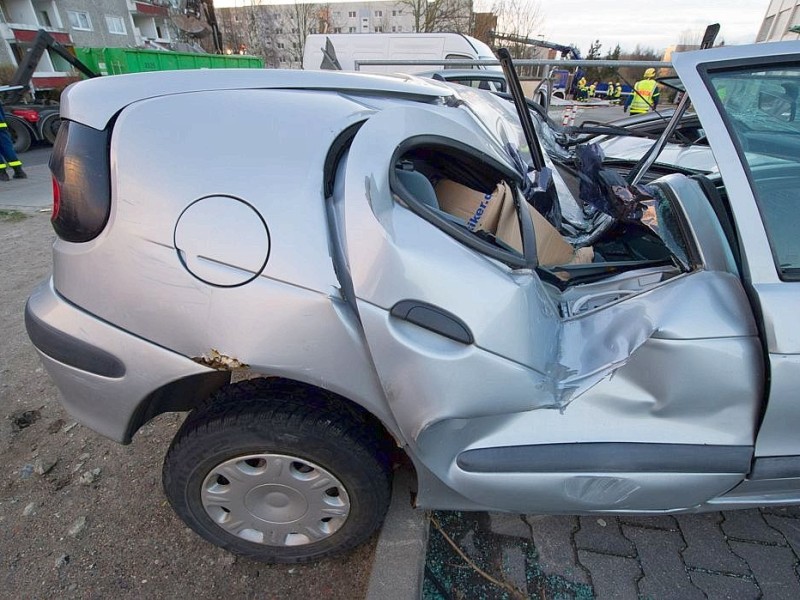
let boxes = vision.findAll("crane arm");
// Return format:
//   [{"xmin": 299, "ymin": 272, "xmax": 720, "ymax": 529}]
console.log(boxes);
[
  {"xmin": 488, "ymin": 31, "xmax": 581, "ymax": 59},
  {"xmin": 6, "ymin": 29, "xmax": 98, "ymax": 103}
]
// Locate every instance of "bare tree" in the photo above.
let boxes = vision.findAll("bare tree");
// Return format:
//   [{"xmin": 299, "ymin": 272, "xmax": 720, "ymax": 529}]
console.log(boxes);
[
  {"xmin": 316, "ymin": 4, "xmax": 335, "ymax": 34},
  {"xmin": 396, "ymin": 0, "xmax": 472, "ymax": 33},
  {"xmin": 216, "ymin": 2, "xmax": 282, "ymax": 67},
  {"xmin": 582, "ymin": 39, "xmax": 602, "ymax": 82},
  {"xmin": 217, "ymin": 2, "xmax": 333, "ymax": 68},
  {"xmin": 676, "ymin": 29, "xmax": 702, "ymax": 51},
  {"xmin": 216, "ymin": 8, "xmax": 244, "ymax": 53},
  {"xmin": 281, "ymin": 3, "xmax": 332, "ymax": 66},
  {"xmin": 490, "ymin": 0, "xmax": 543, "ymax": 45},
  {"xmin": 248, "ymin": 3, "xmax": 282, "ymax": 67},
  {"xmin": 488, "ymin": 0, "xmax": 545, "ymax": 76},
  {"xmin": 375, "ymin": 8, "xmax": 391, "ymax": 33},
  {"xmin": 328, "ymin": 7, "xmax": 347, "ymax": 34},
  {"xmin": 617, "ymin": 44, "xmax": 662, "ymax": 87}
]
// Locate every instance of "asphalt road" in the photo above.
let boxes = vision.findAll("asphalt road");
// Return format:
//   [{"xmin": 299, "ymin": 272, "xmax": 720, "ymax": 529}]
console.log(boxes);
[
  {"xmin": 20, "ymin": 145, "xmax": 51, "ymax": 168},
  {"xmin": 0, "ymin": 145, "xmax": 52, "ymax": 210}
]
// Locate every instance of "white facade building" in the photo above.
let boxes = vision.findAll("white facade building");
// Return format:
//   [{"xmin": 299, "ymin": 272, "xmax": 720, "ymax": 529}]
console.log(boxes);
[
  {"xmin": 0, "ymin": 0, "xmax": 177, "ymax": 91},
  {"xmin": 757, "ymin": 0, "xmax": 800, "ymax": 42},
  {"xmin": 217, "ymin": 1, "xmax": 472, "ymax": 69},
  {"xmin": 325, "ymin": 2, "xmax": 417, "ymax": 35}
]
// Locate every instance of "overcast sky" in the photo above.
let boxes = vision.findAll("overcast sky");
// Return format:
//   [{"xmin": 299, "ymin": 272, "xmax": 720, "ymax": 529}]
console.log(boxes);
[
  {"xmin": 213, "ymin": 0, "xmax": 770, "ymax": 54},
  {"xmin": 534, "ymin": 0, "xmax": 768, "ymax": 54}
]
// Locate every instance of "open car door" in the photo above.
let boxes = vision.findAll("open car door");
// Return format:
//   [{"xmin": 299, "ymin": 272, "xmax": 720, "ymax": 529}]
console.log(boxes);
[{"xmin": 674, "ymin": 42, "xmax": 800, "ymax": 504}]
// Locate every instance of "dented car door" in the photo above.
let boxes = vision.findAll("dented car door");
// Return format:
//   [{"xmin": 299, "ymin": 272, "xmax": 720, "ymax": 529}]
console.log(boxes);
[{"xmin": 337, "ymin": 94, "xmax": 763, "ymax": 513}]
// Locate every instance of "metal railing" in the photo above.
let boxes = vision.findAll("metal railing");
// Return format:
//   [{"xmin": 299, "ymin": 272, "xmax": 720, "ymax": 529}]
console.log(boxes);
[{"xmin": 353, "ymin": 59, "xmax": 673, "ymax": 71}]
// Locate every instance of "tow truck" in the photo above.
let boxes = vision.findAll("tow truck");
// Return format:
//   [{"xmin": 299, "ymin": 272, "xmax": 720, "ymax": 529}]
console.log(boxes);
[
  {"xmin": 489, "ymin": 31, "xmax": 582, "ymax": 99},
  {"xmin": 1, "ymin": 29, "xmax": 98, "ymax": 153}
]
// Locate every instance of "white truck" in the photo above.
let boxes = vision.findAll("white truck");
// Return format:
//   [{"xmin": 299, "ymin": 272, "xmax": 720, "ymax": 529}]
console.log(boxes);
[{"xmin": 302, "ymin": 32, "xmax": 498, "ymax": 74}]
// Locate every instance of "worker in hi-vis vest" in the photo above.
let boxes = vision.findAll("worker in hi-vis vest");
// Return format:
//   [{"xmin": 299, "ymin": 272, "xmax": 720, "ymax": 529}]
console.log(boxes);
[
  {"xmin": 629, "ymin": 68, "xmax": 660, "ymax": 115},
  {"xmin": 576, "ymin": 77, "xmax": 588, "ymax": 101},
  {"xmin": 0, "ymin": 101, "xmax": 27, "ymax": 181}
]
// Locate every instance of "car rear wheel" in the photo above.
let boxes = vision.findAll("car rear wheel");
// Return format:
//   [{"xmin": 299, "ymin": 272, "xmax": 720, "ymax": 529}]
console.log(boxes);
[
  {"xmin": 8, "ymin": 117, "xmax": 32, "ymax": 154},
  {"xmin": 162, "ymin": 382, "xmax": 393, "ymax": 563}
]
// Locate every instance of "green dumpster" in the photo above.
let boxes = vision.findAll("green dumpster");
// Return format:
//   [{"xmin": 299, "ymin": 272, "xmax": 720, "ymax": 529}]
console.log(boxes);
[{"xmin": 75, "ymin": 47, "xmax": 264, "ymax": 76}]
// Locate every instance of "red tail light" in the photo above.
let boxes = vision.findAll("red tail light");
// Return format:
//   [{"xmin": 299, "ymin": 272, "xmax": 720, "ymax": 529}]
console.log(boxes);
[
  {"xmin": 12, "ymin": 109, "xmax": 40, "ymax": 123},
  {"xmin": 49, "ymin": 121, "xmax": 111, "ymax": 242},
  {"xmin": 52, "ymin": 175, "xmax": 61, "ymax": 220}
]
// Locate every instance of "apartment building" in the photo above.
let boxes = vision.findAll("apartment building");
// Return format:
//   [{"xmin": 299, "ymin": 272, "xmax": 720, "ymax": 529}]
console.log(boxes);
[
  {"xmin": 757, "ymin": 0, "xmax": 800, "ymax": 42},
  {"xmin": 324, "ymin": 2, "xmax": 418, "ymax": 35},
  {"xmin": 0, "ymin": 0, "xmax": 176, "ymax": 90},
  {"xmin": 217, "ymin": 0, "xmax": 472, "ymax": 69}
]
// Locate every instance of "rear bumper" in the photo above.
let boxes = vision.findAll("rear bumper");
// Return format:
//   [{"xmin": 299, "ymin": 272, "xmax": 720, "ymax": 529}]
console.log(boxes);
[{"xmin": 25, "ymin": 277, "xmax": 217, "ymax": 443}]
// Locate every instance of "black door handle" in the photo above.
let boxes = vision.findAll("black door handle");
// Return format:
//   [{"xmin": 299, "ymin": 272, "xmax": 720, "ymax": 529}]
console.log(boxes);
[{"xmin": 389, "ymin": 300, "xmax": 474, "ymax": 345}]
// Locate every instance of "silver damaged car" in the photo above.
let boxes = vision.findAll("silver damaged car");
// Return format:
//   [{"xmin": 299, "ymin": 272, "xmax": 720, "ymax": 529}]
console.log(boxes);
[{"xmin": 25, "ymin": 41, "xmax": 800, "ymax": 563}]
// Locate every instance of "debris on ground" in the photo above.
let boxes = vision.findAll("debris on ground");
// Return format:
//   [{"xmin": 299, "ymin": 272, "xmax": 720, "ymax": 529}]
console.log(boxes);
[
  {"xmin": 33, "ymin": 456, "xmax": 58, "ymax": 475},
  {"xmin": 424, "ymin": 511, "xmax": 594, "ymax": 600},
  {"xmin": 54, "ymin": 554, "xmax": 70, "ymax": 569},
  {"xmin": 79, "ymin": 468, "xmax": 101, "ymax": 486},
  {"xmin": 19, "ymin": 464, "xmax": 34, "ymax": 479},
  {"xmin": 68, "ymin": 516, "xmax": 87, "ymax": 538},
  {"xmin": 46, "ymin": 419, "xmax": 65, "ymax": 434},
  {"xmin": 10, "ymin": 409, "xmax": 40, "ymax": 432}
]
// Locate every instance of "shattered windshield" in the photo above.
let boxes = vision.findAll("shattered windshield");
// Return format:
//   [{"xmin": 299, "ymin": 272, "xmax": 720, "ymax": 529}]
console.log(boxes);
[{"xmin": 709, "ymin": 64, "xmax": 800, "ymax": 279}]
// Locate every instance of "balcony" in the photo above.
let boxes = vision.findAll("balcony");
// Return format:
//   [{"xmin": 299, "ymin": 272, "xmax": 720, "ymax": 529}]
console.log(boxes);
[
  {"xmin": 129, "ymin": 1, "xmax": 170, "ymax": 18},
  {"xmin": 2, "ymin": 23, "xmax": 70, "ymax": 44}
]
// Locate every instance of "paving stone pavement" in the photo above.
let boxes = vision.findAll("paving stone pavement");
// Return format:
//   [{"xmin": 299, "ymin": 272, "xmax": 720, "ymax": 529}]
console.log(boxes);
[{"xmin": 423, "ymin": 507, "xmax": 800, "ymax": 599}]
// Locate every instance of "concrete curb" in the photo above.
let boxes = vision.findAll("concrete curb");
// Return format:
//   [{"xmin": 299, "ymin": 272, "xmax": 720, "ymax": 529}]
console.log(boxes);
[{"xmin": 366, "ymin": 468, "xmax": 429, "ymax": 600}]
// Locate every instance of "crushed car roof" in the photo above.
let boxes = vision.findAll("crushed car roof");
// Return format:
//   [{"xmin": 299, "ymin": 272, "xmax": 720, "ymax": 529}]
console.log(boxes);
[{"xmin": 62, "ymin": 68, "xmax": 455, "ymax": 130}]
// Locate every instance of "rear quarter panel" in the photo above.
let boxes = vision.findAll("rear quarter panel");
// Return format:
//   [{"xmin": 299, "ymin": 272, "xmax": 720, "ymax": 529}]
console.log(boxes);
[{"xmin": 52, "ymin": 88, "xmax": 393, "ymax": 427}]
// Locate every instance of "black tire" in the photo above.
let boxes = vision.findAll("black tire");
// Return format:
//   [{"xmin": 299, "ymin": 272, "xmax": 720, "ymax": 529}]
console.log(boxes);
[
  {"xmin": 163, "ymin": 381, "xmax": 393, "ymax": 563},
  {"xmin": 40, "ymin": 113, "xmax": 61, "ymax": 145},
  {"xmin": 7, "ymin": 117, "xmax": 32, "ymax": 154}
]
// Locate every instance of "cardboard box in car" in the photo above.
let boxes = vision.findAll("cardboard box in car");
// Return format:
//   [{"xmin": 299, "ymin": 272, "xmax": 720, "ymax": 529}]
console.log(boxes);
[{"xmin": 435, "ymin": 179, "xmax": 593, "ymax": 266}]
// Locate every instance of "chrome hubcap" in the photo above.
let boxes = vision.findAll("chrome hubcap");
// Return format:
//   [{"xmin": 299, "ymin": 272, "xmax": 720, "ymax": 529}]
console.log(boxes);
[{"xmin": 201, "ymin": 453, "xmax": 350, "ymax": 546}]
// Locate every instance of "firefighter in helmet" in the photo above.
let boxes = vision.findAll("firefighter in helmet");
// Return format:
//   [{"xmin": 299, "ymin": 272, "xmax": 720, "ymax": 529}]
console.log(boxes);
[{"xmin": 629, "ymin": 67, "xmax": 660, "ymax": 115}]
